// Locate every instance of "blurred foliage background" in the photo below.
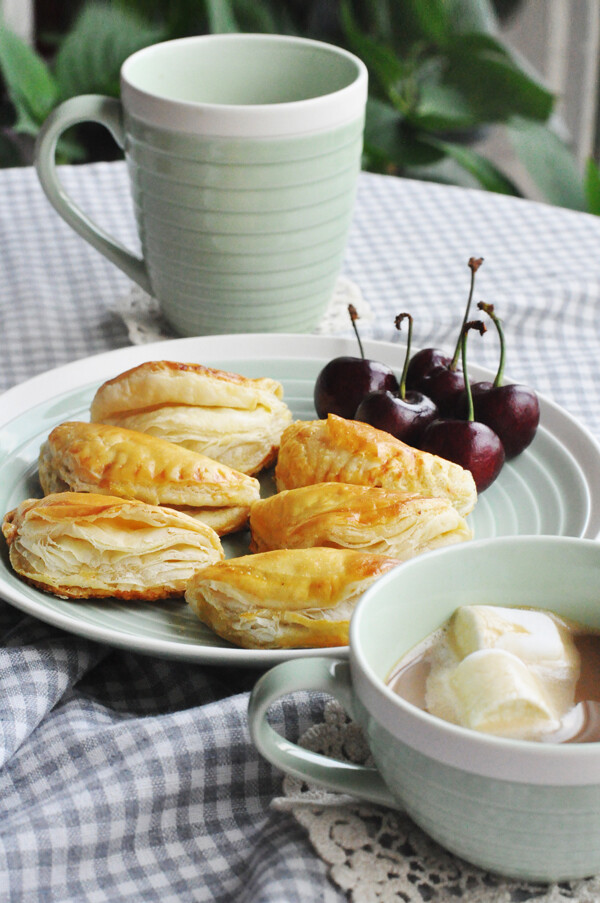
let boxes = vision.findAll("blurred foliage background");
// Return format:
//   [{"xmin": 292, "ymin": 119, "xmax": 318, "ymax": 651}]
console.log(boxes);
[{"xmin": 1, "ymin": 0, "xmax": 599, "ymax": 213}]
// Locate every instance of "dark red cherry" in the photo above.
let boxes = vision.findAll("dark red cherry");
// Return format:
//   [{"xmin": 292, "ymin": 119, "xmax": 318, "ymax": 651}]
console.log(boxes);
[
  {"xmin": 355, "ymin": 313, "xmax": 438, "ymax": 444},
  {"xmin": 314, "ymin": 304, "xmax": 398, "ymax": 419},
  {"xmin": 423, "ymin": 366, "xmax": 466, "ymax": 417},
  {"xmin": 419, "ymin": 320, "xmax": 505, "ymax": 493},
  {"xmin": 465, "ymin": 302, "xmax": 540, "ymax": 459},
  {"xmin": 405, "ymin": 346, "xmax": 451, "ymax": 388},
  {"xmin": 355, "ymin": 389, "xmax": 438, "ymax": 445},
  {"xmin": 314, "ymin": 356, "xmax": 399, "ymax": 419},
  {"xmin": 471, "ymin": 382, "xmax": 539, "ymax": 459},
  {"xmin": 420, "ymin": 418, "xmax": 505, "ymax": 492}
]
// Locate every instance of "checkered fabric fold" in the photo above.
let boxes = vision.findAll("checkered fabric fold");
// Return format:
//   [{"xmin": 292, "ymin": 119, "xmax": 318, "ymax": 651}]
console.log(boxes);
[{"xmin": 0, "ymin": 615, "xmax": 337, "ymax": 902}]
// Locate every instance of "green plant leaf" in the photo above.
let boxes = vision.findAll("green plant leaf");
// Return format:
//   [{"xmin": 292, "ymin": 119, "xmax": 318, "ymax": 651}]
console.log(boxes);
[
  {"xmin": 57, "ymin": 134, "xmax": 88, "ymax": 163},
  {"xmin": 341, "ymin": 2, "xmax": 408, "ymax": 97},
  {"xmin": 402, "ymin": 155, "xmax": 491, "ymax": 189},
  {"xmin": 231, "ymin": 0, "xmax": 280, "ymax": 32},
  {"xmin": 444, "ymin": 0, "xmax": 499, "ymax": 35},
  {"xmin": 386, "ymin": 0, "xmax": 449, "ymax": 48},
  {"xmin": 363, "ymin": 97, "xmax": 405, "ymax": 159},
  {"xmin": 584, "ymin": 158, "xmax": 600, "ymax": 215},
  {"xmin": 0, "ymin": 24, "xmax": 59, "ymax": 130},
  {"xmin": 507, "ymin": 116, "xmax": 586, "ymax": 210},
  {"xmin": 425, "ymin": 134, "xmax": 522, "ymax": 194},
  {"xmin": 447, "ymin": 30, "xmax": 511, "ymax": 54},
  {"xmin": 410, "ymin": 81, "xmax": 481, "ymax": 131},
  {"xmin": 54, "ymin": 2, "xmax": 166, "ymax": 100},
  {"xmin": 110, "ymin": 0, "xmax": 206, "ymax": 38},
  {"xmin": 364, "ymin": 97, "xmax": 445, "ymax": 170},
  {"xmin": 444, "ymin": 34, "xmax": 554, "ymax": 123},
  {"xmin": 206, "ymin": 0, "xmax": 239, "ymax": 33}
]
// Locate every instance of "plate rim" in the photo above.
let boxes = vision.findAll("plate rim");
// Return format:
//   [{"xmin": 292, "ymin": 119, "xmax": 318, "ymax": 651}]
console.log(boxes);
[{"xmin": 1, "ymin": 331, "xmax": 599, "ymax": 667}]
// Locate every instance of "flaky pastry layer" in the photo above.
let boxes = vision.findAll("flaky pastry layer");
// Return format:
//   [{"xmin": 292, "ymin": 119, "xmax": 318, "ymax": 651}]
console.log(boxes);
[
  {"xmin": 2, "ymin": 492, "xmax": 224, "ymax": 600},
  {"xmin": 90, "ymin": 360, "xmax": 284, "ymax": 419},
  {"xmin": 96, "ymin": 404, "xmax": 290, "ymax": 476},
  {"xmin": 38, "ymin": 421, "xmax": 259, "ymax": 534},
  {"xmin": 249, "ymin": 482, "xmax": 473, "ymax": 557},
  {"xmin": 89, "ymin": 360, "xmax": 292, "ymax": 475},
  {"xmin": 275, "ymin": 415, "xmax": 477, "ymax": 516},
  {"xmin": 185, "ymin": 547, "xmax": 399, "ymax": 649}
]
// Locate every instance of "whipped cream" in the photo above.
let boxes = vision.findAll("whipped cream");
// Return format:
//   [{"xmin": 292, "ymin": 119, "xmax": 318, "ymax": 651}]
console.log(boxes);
[{"xmin": 425, "ymin": 605, "xmax": 580, "ymax": 741}]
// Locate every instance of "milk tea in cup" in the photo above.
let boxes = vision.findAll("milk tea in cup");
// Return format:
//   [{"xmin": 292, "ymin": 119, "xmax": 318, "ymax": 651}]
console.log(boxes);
[{"xmin": 387, "ymin": 604, "xmax": 600, "ymax": 743}]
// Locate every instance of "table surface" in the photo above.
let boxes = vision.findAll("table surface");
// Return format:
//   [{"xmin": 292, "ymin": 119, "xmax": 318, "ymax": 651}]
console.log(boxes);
[{"xmin": 2, "ymin": 161, "xmax": 600, "ymax": 902}]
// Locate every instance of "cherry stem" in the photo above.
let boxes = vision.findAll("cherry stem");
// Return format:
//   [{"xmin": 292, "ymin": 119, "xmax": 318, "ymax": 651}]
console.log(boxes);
[
  {"xmin": 461, "ymin": 319, "xmax": 487, "ymax": 422},
  {"xmin": 394, "ymin": 312, "xmax": 413, "ymax": 401},
  {"xmin": 348, "ymin": 304, "xmax": 365, "ymax": 359},
  {"xmin": 477, "ymin": 301, "xmax": 505, "ymax": 388},
  {"xmin": 450, "ymin": 257, "xmax": 484, "ymax": 371}
]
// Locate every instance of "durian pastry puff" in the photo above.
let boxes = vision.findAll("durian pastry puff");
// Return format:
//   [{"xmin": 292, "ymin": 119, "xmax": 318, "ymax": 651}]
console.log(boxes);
[
  {"xmin": 2, "ymin": 493, "xmax": 224, "ymax": 601},
  {"xmin": 185, "ymin": 547, "xmax": 400, "ymax": 649},
  {"xmin": 275, "ymin": 415, "xmax": 477, "ymax": 517},
  {"xmin": 249, "ymin": 482, "xmax": 473, "ymax": 557},
  {"xmin": 38, "ymin": 421, "xmax": 260, "ymax": 536},
  {"xmin": 89, "ymin": 360, "xmax": 293, "ymax": 475}
]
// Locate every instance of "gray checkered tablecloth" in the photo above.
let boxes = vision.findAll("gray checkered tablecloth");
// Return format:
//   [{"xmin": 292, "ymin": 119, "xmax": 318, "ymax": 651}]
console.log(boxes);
[{"xmin": 2, "ymin": 161, "xmax": 600, "ymax": 902}]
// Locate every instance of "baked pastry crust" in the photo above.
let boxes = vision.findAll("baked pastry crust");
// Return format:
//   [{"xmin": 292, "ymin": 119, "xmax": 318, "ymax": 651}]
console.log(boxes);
[
  {"xmin": 90, "ymin": 360, "xmax": 292, "ymax": 475},
  {"xmin": 176, "ymin": 505, "xmax": 251, "ymax": 536},
  {"xmin": 185, "ymin": 547, "xmax": 399, "ymax": 649},
  {"xmin": 2, "ymin": 492, "xmax": 224, "ymax": 600},
  {"xmin": 249, "ymin": 482, "xmax": 473, "ymax": 557},
  {"xmin": 93, "ymin": 405, "xmax": 290, "ymax": 477},
  {"xmin": 90, "ymin": 360, "xmax": 285, "ymax": 418},
  {"xmin": 275, "ymin": 415, "xmax": 477, "ymax": 516},
  {"xmin": 38, "ymin": 421, "xmax": 259, "ymax": 534}
]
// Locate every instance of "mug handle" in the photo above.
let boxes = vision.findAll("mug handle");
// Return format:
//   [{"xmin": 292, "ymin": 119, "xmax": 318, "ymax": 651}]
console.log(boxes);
[
  {"xmin": 248, "ymin": 656, "xmax": 398, "ymax": 808},
  {"xmin": 34, "ymin": 95, "xmax": 152, "ymax": 294}
]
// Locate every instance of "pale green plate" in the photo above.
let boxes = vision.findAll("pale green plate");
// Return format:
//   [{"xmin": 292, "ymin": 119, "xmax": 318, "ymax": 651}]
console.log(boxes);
[{"xmin": 1, "ymin": 333, "xmax": 599, "ymax": 666}]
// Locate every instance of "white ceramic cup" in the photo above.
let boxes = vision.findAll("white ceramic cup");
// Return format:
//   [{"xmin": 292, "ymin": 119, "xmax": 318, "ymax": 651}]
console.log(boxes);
[
  {"xmin": 249, "ymin": 535, "xmax": 600, "ymax": 882},
  {"xmin": 35, "ymin": 33, "xmax": 368, "ymax": 337}
]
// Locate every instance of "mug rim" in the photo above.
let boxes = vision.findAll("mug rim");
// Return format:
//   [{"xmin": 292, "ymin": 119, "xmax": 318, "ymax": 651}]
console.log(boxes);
[
  {"xmin": 350, "ymin": 534, "xmax": 600, "ymax": 785},
  {"xmin": 120, "ymin": 33, "xmax": 368, "ymax": 138}
]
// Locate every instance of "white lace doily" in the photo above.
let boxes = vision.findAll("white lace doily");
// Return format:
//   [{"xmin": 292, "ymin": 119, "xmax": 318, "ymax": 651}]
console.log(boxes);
[
  {"xmin": 111, "ymin": 276, "xmax": 373, "ymax": 345},
  {"xmin": 273, "ymin": 700, "xmax": 600, "ymax": 903}
]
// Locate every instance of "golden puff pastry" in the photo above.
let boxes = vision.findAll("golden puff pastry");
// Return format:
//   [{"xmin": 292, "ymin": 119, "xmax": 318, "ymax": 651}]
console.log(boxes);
[
  {"xmin": 185, "ymin": 547, "xmax": 400, "ymax": 649},
  {"xmin": 249, "ymin": 482, "xmax": 472, "ymax": 558},
  {"xmin": 90, "ymin": 360, "xmax": 285, "ymax": 417},
  {"xmin": 174, "ymin": 505, "xmax": 251, "ymax": 536},
  {"xmin": 90, "ymin": 360, "xmax": 293, "ymax": 475},
  {"xmin": 275, "ymin": 415, "xmax": 477, "ymax": 517},
  {"xmin": 38, "ymin": 421, "xmax": 259, "ymax": 535},
  {"xmin": 2, "ymin": 492, "xmax": 224, "ymax": 601}
]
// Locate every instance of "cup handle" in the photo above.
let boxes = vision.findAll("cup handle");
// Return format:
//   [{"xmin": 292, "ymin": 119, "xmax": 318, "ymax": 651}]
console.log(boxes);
[
  {"xmin": 248, "ymin": 656, "xmax": 398, "ymax": 808},
  {"xmin": 34, "ymin": 95, "xmax": 152, "ymax": 294}
]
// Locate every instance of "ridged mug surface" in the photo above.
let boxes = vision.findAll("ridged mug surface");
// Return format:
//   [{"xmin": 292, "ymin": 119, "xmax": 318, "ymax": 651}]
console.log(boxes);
[
  {"xmin": 125, "ymin": 115, "xmax": 364, "ymax": 335},
  {"xmin": 366, "ymin": 717, "xmax": 600, "ymax": 881}
]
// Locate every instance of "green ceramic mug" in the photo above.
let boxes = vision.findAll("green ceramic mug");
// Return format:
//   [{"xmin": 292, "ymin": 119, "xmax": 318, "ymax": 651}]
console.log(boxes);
[
  {"xmin": 248, "ymin": 535, "xmax": 600, "ymax": 882},
  {"xmin": 34, "ymin": 33, "xmax": 368, "ymax": 337}
]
